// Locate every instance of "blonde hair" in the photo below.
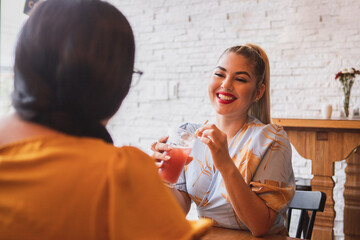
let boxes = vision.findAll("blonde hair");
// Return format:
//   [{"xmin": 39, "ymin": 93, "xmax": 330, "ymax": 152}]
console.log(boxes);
[{"xmin": 220, "ymin": 44, "xmax": 271, "ymax": 124}]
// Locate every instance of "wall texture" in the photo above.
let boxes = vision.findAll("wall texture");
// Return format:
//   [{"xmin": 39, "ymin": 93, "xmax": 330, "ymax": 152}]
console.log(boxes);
[
  {"xmin": 2, "ymin": 0, "xmax": 360, "ymax": 239},
  {"xmin": 107, "ymin": 0, "xmax": 360, "ymax": 150}
]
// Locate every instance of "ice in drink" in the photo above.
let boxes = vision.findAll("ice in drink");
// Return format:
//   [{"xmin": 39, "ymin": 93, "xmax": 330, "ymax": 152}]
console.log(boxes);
[{"xmin": 159, "ymin": 147, "xmax": 192, "ymax": 184}]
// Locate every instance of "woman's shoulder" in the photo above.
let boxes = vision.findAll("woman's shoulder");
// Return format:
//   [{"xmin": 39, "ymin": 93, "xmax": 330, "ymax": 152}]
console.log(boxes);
[
  {"xmin": 107, "ymin": 146, "xmax": 161, "ymax": 184},
  {"xmin": 249, "ymin": 116, "xmax": 285, "ymax": 131},
  {"xmin": 248, "ymin": 116, "xmax": 290, "ymax": 143},
  {"xmin": 114, "ymin": 145, "xmax": 153, "ymax": 164},
  {"xmin": 117, "ymin": 145, "xmax": 151, "ymax": 156}
]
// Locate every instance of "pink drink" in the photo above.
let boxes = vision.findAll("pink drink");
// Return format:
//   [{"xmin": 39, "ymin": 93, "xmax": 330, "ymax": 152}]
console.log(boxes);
[{"xmin": 159, "ymin": 147, "xmax": 192, "ymax": 184}]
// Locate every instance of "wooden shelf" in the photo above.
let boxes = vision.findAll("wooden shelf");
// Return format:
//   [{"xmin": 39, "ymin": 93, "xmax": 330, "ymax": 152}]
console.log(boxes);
[{"xmin": 272, "ymin": 118, "xmax": 360, "ymax": 130}]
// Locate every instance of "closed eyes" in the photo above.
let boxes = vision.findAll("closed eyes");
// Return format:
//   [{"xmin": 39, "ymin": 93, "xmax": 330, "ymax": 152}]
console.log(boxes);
[
  {"xmin": 214, "ymin": 72, "xmax": 247, "ymax": 83},
  {"xmin": 235, "ymin": 78, "xmax": 247, "ymax": 82},
  {"xmin": 214, "ymin": 73, "xmax": 224, "ymax": 78}
]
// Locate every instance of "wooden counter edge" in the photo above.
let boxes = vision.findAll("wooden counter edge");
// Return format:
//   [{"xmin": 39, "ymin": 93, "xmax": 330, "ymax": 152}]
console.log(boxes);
[{"xmin": 272, "ymin": 118, "xmax": 360, "ymax": 130}]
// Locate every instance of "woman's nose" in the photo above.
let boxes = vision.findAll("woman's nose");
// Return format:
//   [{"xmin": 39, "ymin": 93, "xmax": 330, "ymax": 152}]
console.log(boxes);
[{"xmin": 221, "ymin": 76, "xmax": 233, "ymax": 90}]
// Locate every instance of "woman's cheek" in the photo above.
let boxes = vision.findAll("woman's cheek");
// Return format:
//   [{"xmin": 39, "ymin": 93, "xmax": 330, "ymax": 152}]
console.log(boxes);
[{"xmin": 208, "ymin": 78, "xmax": 219, "ymax": 99}]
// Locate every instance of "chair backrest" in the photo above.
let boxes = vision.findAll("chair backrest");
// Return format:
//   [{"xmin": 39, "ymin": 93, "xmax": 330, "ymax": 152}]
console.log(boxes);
[{"xmin": 286, "ymin": 190, "xmax": 326, "ymax": 239}]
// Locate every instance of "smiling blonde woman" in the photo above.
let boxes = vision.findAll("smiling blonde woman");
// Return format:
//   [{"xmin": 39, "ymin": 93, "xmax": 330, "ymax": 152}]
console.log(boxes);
[{"xmin": 152, "ymin": 44, "xmax": 295, "ymax": 237}]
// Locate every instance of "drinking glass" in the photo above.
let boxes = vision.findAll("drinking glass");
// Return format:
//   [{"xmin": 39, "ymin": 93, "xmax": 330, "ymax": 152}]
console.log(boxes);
[{"xmin": 158, "ymin": 127, "xmax": 194, "ymax": 188}]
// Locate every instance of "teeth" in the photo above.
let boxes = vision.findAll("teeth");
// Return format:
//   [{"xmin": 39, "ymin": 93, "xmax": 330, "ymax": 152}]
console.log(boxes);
[{"xmin": 218, "ymin": 94, "xmax": 234, "ymax": 101}]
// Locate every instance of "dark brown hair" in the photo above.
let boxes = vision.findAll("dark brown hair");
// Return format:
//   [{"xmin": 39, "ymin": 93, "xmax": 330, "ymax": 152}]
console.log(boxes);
[{"xmin": 13, "ymin": 0, "xmax": 135, "ymax": 142}]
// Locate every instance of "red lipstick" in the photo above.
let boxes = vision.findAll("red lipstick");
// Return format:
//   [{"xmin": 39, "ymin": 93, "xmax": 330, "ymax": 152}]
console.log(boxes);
[{"xmin": 216, "ymin": 91, "xmax": 237, "ymax": 104}]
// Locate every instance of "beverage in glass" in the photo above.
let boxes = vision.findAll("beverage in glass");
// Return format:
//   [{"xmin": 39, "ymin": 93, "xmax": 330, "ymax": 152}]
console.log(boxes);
[{"xmin": 158, "ymin": 128, "xmax": 194, "ymax": 187}]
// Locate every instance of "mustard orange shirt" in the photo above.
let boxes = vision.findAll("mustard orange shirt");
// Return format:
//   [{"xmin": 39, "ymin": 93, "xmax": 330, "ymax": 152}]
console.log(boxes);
[{"xmin": 0, "ymin": 134, "xmax": 210, "ymax": 239}]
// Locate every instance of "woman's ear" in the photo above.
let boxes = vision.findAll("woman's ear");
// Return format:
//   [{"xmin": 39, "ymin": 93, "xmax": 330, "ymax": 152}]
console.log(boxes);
[{"xmin": 254, "ymin": 84, "xmax": 265, "ymax": 102}]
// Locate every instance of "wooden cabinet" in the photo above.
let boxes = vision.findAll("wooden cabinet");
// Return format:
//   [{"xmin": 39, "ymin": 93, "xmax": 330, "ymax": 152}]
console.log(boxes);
[{"xmin": 272, "ymin": 118, "xmax": 360, "ymax": 240}]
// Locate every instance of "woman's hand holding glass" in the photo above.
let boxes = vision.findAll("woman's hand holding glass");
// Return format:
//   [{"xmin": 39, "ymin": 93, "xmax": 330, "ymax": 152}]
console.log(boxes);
[
  {"xmin": 151, "ymin": 128, "xmax": 195, "ymax": 188},
  {"xmin": 151, "ymin": 136, "xmax": 172, "ymax": 168},
  {"xmin": 151, "ymin": 138, "xmax": 194, "ymax": 167}
]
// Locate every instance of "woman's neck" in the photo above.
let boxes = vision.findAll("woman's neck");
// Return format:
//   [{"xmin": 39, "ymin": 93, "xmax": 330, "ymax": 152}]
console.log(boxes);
[
  {"xmin": 216, "ymin": 114, "xmax": 249, "ymax": 144},
  {"xmin": 0, "ymin": 113, "xmax": 60, "ymax": 146}
]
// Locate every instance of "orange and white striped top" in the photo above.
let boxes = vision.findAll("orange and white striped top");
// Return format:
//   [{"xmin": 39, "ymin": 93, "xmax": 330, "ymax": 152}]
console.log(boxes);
[{"xmin": 176, "ymin": 116, "xmax": 295, "ymax": 234}]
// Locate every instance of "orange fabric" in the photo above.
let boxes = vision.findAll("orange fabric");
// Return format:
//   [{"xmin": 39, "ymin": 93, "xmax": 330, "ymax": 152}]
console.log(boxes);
[
  {"xmin": 0, "ymin": 134, "xmax": 211, "ymax": 240},
  {"xmin": 250, "ymin": 182, "xmax": 294, "ymax": 212}
]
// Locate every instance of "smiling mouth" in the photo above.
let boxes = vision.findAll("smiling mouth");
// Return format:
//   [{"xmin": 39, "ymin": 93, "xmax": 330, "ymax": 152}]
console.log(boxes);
[{"xmin": 216, "ymin": 92, "xmax": 237, "ymax": 104}]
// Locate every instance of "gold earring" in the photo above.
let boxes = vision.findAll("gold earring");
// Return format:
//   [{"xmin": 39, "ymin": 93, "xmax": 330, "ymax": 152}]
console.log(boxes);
[{"xmin": 255, "ymin": 98, "xmax": 259, "ymax": 102}]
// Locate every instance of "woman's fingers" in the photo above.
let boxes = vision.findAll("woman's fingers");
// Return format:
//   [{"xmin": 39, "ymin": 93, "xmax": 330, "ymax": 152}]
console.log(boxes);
[
  {"xmin": 151, "ymin": 151, "xmax": 171, "ymax": 161},
  {"xmin": 151, "ymin": 136, "xmax": 172, "ymax": 152},
  {"xmin": 150, "ymin": 136, "xmax": 172, "ymax": 168},
  {"xmin": 158, "ymin": 135, "xmax": 169, "ymax": 143},
  {"xmin": 155, "ymin": 161, "xmax": 163, "ymax": 168},
  {"xmin": 198, "ymin": 126, "xmax": 217, "ymax": 148},
  {"xmin": 200, "ymin": 128, "xmax": 221, "ymax": 144},
  {"xmin": 199, "ymin": 135, "xmax": 216, "ymax": 150},
  {"xmin": 157, "ymin": 142, "xmax": 172, "ymax": 152},
  {"xmin": 198, "ymin": 124, "xmax": 228, "ymax": 153},
  {"xmin": 150, "ymin": 141, "xmax": 157, "ymax": 152},
  {"xmin": 149, "ymin": 135, "xmax": 171, "ymax": 171},
  {"xmin": 198, "ymin": 124, "xmax": 220, "ymax": 138}
]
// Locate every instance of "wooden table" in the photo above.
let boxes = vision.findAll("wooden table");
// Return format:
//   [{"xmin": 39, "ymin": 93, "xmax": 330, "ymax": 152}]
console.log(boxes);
[
  {"xmin": 203, "ymin": 227, "xmax": 299, "ymax": 240},
  {"xmin": 272, "ymin": 118, "xmax": 360, "ymax": 240}
]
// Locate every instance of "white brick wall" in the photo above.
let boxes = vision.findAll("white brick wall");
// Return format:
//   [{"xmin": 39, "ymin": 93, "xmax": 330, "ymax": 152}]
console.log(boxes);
[
  {"xmin": 2, "ymin": 0, "xmax": 360, "ymax": 239},
  {"xmin": 333, "ymin": 160, "xmax": 347, "ymax": 239},
  {"xmin": 107, "ymin": 0, "xmax": 360, "ymax": 148}
]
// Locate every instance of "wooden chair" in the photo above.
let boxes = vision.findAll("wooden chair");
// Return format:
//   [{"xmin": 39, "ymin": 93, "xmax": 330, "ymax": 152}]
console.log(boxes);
[{"xmin": 286, "ymin": 190, "xmax": 326, "ymax": 239}]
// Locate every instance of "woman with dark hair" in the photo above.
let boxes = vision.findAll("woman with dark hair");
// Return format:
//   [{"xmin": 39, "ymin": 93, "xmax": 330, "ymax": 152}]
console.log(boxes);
[
  {"xmin": 0, "ymin": 0, "xmax": 210, "ymax": 239},
  {"xmin": 152, "ymin": 44, "xmax": 295, "ymax": 237}
]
